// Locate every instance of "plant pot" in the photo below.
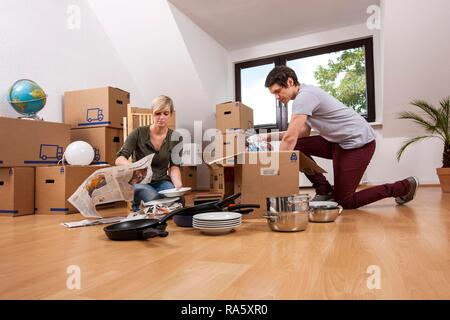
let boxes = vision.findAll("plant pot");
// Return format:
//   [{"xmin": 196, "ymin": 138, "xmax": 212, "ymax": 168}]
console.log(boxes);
[{"xmin": 436, "ymin": 168, "xmax": 450, "ymax": 193}]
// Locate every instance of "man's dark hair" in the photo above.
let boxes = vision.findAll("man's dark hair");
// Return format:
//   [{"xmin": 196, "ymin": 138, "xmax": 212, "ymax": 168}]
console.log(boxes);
[{"xmin": 265, "ymin": 66, "xmax": 300, "ymax": 88}]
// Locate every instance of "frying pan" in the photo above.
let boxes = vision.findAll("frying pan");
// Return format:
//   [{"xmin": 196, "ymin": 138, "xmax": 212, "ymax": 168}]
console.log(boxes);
[{"xmin": 103, "ymin": 205, "xmax": 189, "ymax": 241}]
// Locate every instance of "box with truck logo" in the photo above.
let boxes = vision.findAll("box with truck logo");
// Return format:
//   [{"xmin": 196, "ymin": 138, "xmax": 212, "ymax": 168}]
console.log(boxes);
[
  {"xmin": 63, "ymin": 87, "xmax": 129, "ymax": 129},
  {"xmin": 0, "ymin": 117, "xmax": 70, "ymax": 167}
]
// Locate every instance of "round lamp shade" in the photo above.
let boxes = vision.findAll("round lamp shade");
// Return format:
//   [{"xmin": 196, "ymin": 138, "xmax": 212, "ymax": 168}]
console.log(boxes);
[{"xmin": 64, "ymin": 141, "xmax": 95, "ymax": 165}]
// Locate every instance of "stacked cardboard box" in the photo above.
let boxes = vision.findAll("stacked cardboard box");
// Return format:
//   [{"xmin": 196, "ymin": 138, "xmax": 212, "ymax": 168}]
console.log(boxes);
[
  {"xmin": 35, "ymin": 165, "xmax": 107, "ymax": 215},
  {"xmin": 180, "ymin": 166, "xmax": 197, "ymax": 191},
  {"xmin": 0, "ymin": 167, "xmax": 35, "ymax": 216},
  {"xmin": 70, "ymin": 127, "xmax": 123, "ymax": 165},
  {"xmin": 0, "ymin": 117, "xmax": 71, "ymax": 167},
  {"xmin": 64, "ymin": 87, "xmax": 129, "ymax": 166},
  {"xmin": 0, "ymin": 117, "xmax": 72, "ymax": 216},
  {"xmin": 210, "ymin": 101, "xmax": 254, "ymax": 195},
  {"xmin": 215, "ymin": 101, "xmax": 254, "ymax": 133}
]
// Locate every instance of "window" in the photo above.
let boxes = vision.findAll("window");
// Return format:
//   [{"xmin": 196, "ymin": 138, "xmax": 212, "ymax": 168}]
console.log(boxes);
[{"xmin": 235, "ymin": 38, "xmax": 375, "ymax": 131}]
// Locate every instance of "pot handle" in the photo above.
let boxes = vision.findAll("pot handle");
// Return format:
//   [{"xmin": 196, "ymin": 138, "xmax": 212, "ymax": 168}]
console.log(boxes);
[
  {"xmin": 262, "ymin": 213, "xmax": 277, "ymax": 222},
  {"xmin": 142, "ymin": 228, "xmax": 169, "ymax": 239},
  {"xmin": 337, "ymin": 206, "xmax": 343, "ymax": 215}
]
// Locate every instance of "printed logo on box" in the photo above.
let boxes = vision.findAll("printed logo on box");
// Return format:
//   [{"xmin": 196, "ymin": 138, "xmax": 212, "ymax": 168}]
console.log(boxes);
[
  {"xmin": 94, "ymin": 148, "xmax": 100, "ymax": 162},
  {"xmin": 40, "ymin": 144, "xmax": 64, "ymax": 161},
  {"xmin": 24, "ymin": 144, "xmax": 65, "ymax": 164},
  {"xmin": 86, "ymin": 108, "xmax": 104, "ymax": 123},
  {"xmin": 290, "ymin": 153, "xmax": 298, "ymax": 162}
]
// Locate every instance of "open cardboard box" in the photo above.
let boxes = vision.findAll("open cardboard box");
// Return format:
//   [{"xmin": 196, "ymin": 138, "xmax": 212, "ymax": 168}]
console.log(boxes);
[{"xmin": 206, "ymin": 150, "xmax": 325, "ymax": 218}]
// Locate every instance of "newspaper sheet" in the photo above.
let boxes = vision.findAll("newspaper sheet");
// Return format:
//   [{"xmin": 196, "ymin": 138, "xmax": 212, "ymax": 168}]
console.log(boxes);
[{"xmin": 68, "ymin": 154, "xmax": 155, "ymax": 218}]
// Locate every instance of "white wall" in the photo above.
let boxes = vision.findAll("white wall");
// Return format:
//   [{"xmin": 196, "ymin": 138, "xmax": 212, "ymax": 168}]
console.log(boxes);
[
  {"xmin": 0, "ymin": 0, "xmax": 140, "ymax": 122},
  {"xmin": 375, "ymin": 0, "xmax": 450, "ymax": 184}
]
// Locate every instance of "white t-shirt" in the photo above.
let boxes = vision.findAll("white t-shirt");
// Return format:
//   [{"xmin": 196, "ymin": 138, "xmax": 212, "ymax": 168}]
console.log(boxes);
[{"xmin": 291, "ymin": 84, "xmax": 375, "ymax": 149}]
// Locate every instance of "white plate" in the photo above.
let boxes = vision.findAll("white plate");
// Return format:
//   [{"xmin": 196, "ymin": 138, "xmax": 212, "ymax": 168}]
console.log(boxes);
[
  {"xmin": 193, "ymin": 222, "xmax": 242, "ymax": 228},
  {"xmin": 193, "ymin": 212, "xmax": 241, "ymax": 221},
  {"xmin": 194, "ymin": 226, "xmax": 238, "ymax": 235},
  {"xmin": 193, "ymin": 219, "xmax": 241, "ymax": 226},
  {"xmin": 143, "ymin": 197, "xmax": 180, "ymax": 207},
  {"xmin": 158, "ymin": 187, "xmax": 192, "ymax": 197},
  {"xmin": 192, "ymin": 221, "xmax": 242, "ymax": 228},
  {"xmin": 193, "ymin": 217, "xmax": 241, "ymax": 223},
  {"xmin": 309, "ymin": 201, "xmax": 339, "ymax": 208}
]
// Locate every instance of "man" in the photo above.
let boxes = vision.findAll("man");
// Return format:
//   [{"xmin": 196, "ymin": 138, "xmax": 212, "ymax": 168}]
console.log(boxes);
[{"xmin": 264, "ymin": 66, "xmax": 418, "ymax": 209}]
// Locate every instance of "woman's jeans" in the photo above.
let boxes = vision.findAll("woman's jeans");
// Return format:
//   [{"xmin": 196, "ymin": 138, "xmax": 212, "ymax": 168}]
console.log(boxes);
[{"xmin": 133, "ymin": 180, "xmax": 184, "ymax": 211}]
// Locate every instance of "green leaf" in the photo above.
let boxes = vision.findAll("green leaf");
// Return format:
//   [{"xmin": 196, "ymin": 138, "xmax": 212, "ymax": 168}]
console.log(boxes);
[{"xmin": 396, "ymin": 135, "xmax": 435, "ymax": 161}]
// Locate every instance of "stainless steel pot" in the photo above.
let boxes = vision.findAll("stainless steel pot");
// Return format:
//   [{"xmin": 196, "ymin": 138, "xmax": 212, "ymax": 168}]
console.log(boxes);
[
  {"xmin": 308, "ymin": 205, "xmax": 343, "ymax": 223},
  {"xmin": 263, "ymin": 195, "xmax": 310, "ymax": 232}
]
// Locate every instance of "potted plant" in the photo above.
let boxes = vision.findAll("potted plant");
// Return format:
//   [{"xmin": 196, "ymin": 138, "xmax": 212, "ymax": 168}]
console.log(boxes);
[{"xmin": 397, "ymin": 97, "xmax": 450, "ymax": 192}]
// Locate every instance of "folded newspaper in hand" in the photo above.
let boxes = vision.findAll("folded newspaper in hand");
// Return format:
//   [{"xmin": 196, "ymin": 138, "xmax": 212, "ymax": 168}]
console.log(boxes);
[{"xmin": 68, "ymin": 154, "xmax": 155, "ymax": 218}]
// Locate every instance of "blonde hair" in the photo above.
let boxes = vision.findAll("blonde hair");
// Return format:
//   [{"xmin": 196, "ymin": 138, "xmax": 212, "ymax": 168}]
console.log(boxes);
[{"xmin": 152, "ymin": 95, "xmax": 174, "ymax": 115}]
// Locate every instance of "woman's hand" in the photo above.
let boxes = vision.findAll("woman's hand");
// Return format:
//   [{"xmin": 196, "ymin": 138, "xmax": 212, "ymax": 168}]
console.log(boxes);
[{"xmin": 174, "ymin": 182, "xmax": 183, "ymax": 190}]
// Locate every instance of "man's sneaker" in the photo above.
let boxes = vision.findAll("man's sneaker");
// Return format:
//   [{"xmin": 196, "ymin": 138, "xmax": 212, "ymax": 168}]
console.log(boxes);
[
  {"xmin": 311, "ymin": 192, "xmax": 334, "ymax": 202},
  {"xmin": 395, "ymin": 176, "xmax": 419, "ymax": 205}
]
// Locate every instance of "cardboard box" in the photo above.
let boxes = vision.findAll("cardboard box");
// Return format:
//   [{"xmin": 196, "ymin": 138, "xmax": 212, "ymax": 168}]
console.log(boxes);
[
  {"xmin": 211, "ymin": 132, "xmax": 247, "ymax": 167},
  {"xmin": 35, "ymin": 165, "xmax": 107, "ymax": 214},
  {"xmin": 209, "ymin": 151, "xmax": 325, "ymax": 218},
  {"xmin": 216, "ymin": 101, "xmax": 253, "ymax": 133},
  {"xmin": 0, "ymin": 167, "xmax": 35, "ymax": 216},
  {"xmin": 181, "ymin": 166, "xmax": 197, "ymax": 190},
  {"xmin": 64, "ymin": 87, "xmax": 130, "ymax": 129},
  {"xmin": 70, "ymin": 127, "xmax": 123, "ymax": 165},
  {"xmin": 209, "ymin": 166, "xmax": 234, "ymax": 196},
  {"xmin": 0, "ymin": 117, "xmax": 70, "ymax": 167}
]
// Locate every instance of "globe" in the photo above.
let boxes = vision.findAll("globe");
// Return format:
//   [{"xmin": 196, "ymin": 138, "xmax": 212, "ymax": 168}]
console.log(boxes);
[{"xmin": 8, "ymin": 79, "xmax": 47, "ymax": 118}]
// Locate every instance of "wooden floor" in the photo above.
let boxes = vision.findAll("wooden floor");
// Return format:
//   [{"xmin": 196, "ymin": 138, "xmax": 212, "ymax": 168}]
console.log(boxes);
[{"xmin": 1, "ymin": 187, "xmax": 449, "ymax": 300}]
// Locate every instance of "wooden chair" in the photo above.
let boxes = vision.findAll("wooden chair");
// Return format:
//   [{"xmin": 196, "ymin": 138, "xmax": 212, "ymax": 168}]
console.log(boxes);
[
  {"xmin": 123, "ymin": 104, "xmax": 153, "ymax": 211},
  {"xmin": 123, "ymin": 104, "xmax": 153, "ymax": 142}
]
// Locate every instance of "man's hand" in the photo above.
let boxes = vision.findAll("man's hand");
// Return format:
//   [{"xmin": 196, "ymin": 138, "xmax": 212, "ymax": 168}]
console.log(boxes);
[{"xmin": 279, "ymin": 114, "xmax": 309, "ymax": 151}]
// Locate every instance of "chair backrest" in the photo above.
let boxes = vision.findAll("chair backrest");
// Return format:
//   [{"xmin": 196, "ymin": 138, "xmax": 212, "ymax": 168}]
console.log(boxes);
[{"xmin": 123, "ymin": 104, "xmax": 153, "ymax": 142}]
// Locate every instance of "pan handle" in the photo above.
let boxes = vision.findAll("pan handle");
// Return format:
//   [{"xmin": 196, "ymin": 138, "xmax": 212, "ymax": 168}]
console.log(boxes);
[
  {"xmin": 142, "ymin": 228, "xmax": 169, "ymax": 239},
  {"xmin": 158, "ymin": 205, "xmax": 191, "ymax": 225},
  {"xmin": 226, "ymin": 204, "xmax": 260, "ymax": 210},
  {"xmin": 216, "ymin": 193, "xmax": 242, "ymax": 207},
  {"xmin": 233, "ymin": 209, "xmax": 253, "ymax": 215}
]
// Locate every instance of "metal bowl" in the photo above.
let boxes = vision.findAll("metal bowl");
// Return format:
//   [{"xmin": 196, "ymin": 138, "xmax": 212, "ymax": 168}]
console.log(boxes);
[{"xmin": 308, "ymin": 205, "xmax": 343, "ymax": 223}]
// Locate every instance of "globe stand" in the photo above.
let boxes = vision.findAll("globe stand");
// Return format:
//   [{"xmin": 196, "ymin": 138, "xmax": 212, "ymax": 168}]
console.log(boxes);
[{"xmin": 18, "ymin": 115, "xmax": 44, "ymax": 121}]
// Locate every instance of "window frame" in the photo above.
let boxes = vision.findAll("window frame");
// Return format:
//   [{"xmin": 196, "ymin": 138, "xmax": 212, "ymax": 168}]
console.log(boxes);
[{"xmin": 235, "ymin": 37, "xmax": 376, "ymax": 131}]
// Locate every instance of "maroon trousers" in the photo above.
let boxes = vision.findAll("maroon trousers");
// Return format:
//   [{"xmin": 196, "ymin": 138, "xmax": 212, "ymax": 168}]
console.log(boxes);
[{"xmin": 294, "ymin": 136, "xmax": 411, "ymax": 209}]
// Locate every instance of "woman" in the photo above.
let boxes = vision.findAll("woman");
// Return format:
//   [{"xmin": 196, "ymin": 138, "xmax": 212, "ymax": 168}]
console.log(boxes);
[{"xmin": 115, "ymin": 95, "xmax": 183, "ymax": 211}]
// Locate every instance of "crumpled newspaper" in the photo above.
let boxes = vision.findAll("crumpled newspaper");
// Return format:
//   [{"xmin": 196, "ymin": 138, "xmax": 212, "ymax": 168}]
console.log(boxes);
[
  {"xmin": 246, "ymin": 133, "xmax": 273, "ymax": 152},
  {"xmin": 123, "ymin": 201, "xmax": 183, "ymax": 221}
]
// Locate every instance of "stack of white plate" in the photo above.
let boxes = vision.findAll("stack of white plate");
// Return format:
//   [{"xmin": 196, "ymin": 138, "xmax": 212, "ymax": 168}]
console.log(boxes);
[{"xmin": 193, "ymin": 212, "xmax": 242, "ymax": 235}]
